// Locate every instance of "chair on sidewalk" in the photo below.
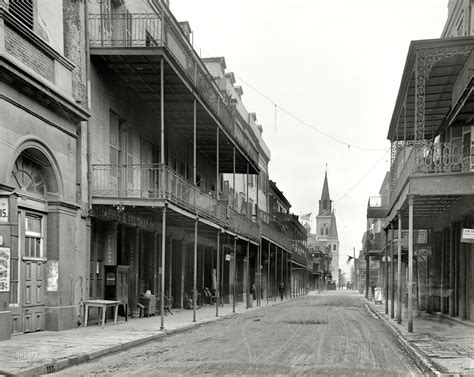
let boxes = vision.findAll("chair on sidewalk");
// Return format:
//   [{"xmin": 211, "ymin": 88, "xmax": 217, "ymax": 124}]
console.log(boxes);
[
  {"xmin": 203, "ymin": 287, "xmax": 217, "ymax": 306},
  {"xmin": 163, "ymin": 294, "xmax": 173, "ymax": 315}
]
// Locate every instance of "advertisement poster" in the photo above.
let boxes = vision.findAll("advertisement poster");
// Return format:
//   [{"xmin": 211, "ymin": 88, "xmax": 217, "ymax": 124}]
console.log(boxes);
[
  {"xmin": 0, "ymin": 198, "xmax": 8, "ymax": 223},
  {"xmin": 0, "ymin": 247, "xmax": 10, "ymax": 292}
]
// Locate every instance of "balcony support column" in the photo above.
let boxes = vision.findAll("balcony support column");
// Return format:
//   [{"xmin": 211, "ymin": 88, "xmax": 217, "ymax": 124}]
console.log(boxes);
[
  {"xmin": 160, "ymin": 205, "xmax": 167, "ymax": 330},
  {"xmin": 193, "ymin": 99, "xmax": 197, "ymax": 185},
  {"xmin": 160, "ymin": 58, "xmax": 165, "ymax": 164},
  {"xmin": 216, "ymin": 230, "xmax": 220, "ymax": 317},
  {"xmin": 274, "ymin": 246, "xmax": 278, "ymax": 302},
  {"xmin": 408, "ymin": 196, "xmax": 414, "ymax": 332},
  {"xmin": 385, "ymin": 227, "xmax": 389, "ymax": 315},
  {"xmin": 390, "ymin": 224, "xmax": 395, "ymax": 319},
  {"xmin": 216, "ymin": 128, "xmax": 220, "ymax": 200},
  {"xmin": 233, "ymin": 237, "xmax": 236, "ymax": 313},
  {"xmin": 232, "ymin": 147, "xmax": 236, "ymax": 210},
  {"xmin": 193, "ymin": 218, "xmax": 198, "ymax": 322},
  {"xmin": 169, "ymin": 237, "xmax": 173, "ymax": 303},
  {"xmin": 257, "ymin": 238, "xmax": 262, "ymax": 307},
  {"xmin": 267, "ymin": 241, "xmax": 270, "ymax": 304},
  {"xmin": 246, "ymin": 240, "xmax": 250, "ymax": 309},
  {"xmin": 397, "ymin": 212, "xmax": 402, "ymax": 324},
  {"xmin": 246, "ymin": 164, "xmax": 249, "ymax": 219}
]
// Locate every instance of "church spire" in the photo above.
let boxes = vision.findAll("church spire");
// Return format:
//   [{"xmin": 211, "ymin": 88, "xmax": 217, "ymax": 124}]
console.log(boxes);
[{"xmin": 318, "ymin": 170, "xmax": 332, "ymax": 216}]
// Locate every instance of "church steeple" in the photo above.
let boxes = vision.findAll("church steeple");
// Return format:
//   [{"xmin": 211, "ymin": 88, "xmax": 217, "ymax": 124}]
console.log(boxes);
[{"xmin": 318, "ymin": 170, "xmax": 332, "ymax": 216}]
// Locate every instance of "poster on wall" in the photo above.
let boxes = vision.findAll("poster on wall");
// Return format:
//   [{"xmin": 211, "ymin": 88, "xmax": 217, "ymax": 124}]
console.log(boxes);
[
  {"xmin": 0, "ymin": 198, "xmax": 8, "ymax": 223},
  {"xmin": 0, "ymin": 247, "xmax": 10, "ymax": 292},
  {"xmin": 47, "ymin": 260, "xmax": 58, "ymax": 292}
]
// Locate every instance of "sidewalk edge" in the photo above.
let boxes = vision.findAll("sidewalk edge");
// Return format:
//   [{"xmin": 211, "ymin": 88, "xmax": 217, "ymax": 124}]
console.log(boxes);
[{"xmin": 362, "ymin": 298, "xmax": 446, "ymax": 377}]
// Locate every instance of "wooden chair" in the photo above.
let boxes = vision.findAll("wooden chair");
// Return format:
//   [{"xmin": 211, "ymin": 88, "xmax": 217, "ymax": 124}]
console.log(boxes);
[
  {"xmin": 163, "ymin": 295, "xmax": 173, "ymax": 315},
  {"xmin": 203, "ymin": 287, "xmax": 217, "ymax": 306}
]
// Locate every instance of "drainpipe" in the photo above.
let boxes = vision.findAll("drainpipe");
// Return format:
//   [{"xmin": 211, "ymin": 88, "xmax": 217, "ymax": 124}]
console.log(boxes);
[{"xmin": 84, "ymin": 0, "xmax": 92, "ymax": 211}]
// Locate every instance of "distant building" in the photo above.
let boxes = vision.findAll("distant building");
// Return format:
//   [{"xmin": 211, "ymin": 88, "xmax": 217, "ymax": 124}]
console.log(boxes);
[{"xmin": 315, "ymin": 172, "xmax": 340, "ymax": 286}]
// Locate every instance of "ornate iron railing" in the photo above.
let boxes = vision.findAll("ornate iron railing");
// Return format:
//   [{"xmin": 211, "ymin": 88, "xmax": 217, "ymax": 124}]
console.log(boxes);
[
  {"xmin": 89, "ymin": 12, "xmax": 259, "ymax": 165},
  {"xmin": 390, "ymin": 140, "xmax": 471, "ymax": 197},
  {"xmin": 92, "ymin": 163, "xmax": 259, "ymax": 239},
  {"xmin": 258, "ymin": 210, "xmax": 294, "ymax": 252},
  {"xmin": 415, "ymin": 141, "xmax": 468, "ymax": 174}
]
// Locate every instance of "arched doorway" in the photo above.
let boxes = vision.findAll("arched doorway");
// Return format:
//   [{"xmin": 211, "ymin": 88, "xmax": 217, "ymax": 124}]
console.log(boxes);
[{"xmin": 9, "ymin": 148, "xmax": 59, "ymax": 334}]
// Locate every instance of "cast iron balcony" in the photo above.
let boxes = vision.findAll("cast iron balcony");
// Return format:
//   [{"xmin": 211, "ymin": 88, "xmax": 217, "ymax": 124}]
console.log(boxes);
[{"xmin": 91, "ymin": 163, "xmax": 259, "ymax": 240}]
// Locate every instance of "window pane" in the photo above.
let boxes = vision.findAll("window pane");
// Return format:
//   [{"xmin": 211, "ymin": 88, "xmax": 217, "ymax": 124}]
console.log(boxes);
[{"xmin": 26, "ymin": 217, "xmax": 41, "ymax": 234}]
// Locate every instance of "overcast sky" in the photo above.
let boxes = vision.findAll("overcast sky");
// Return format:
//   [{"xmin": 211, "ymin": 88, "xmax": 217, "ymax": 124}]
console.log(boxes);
[{"xmin": 170, "ymin": 0, "xmax": 448, "ymax": 275}]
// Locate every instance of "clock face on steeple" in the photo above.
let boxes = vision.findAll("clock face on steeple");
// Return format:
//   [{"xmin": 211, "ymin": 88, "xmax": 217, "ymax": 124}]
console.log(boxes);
[{"xmin": 11, "ymin": 154, "xmax": 46, "ymax": 196}]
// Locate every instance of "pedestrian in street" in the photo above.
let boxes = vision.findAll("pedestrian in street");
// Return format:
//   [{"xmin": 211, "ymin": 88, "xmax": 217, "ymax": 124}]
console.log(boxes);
[
  {"xmin": 279, "ymin": 282, "xmax": 285, "ymax": 301},
  {"xmin": 370, "ymin": 281, "xmax": 376, "ymax": 300},
  {"xmin": 251, "ymin": 283, "xmax": 256, "ymax": 301}
]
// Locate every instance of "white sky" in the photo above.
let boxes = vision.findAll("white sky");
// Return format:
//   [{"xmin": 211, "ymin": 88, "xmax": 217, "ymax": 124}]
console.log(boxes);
[{"xmin": 169, "ymin": 0, "xmax": 448, "ymax": 275}]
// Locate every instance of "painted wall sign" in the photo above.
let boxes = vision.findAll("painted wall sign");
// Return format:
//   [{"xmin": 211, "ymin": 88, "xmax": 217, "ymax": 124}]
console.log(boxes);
[
  {"xmin": 0, "ymin": 198, "xmax": 8, "ymax": 223},
  {"xmin": 0, "ymin": 247, "xmax": 10, "ymax": 291},
  {"xmin": 461, "ymin": 228, "xmax": 474, "ymax": 243},
  {"xmin": 46, "ymin": 260, "xmax": 58, "ymax": 292},
  {"xmin": 91, "ymin": 206, "xmax": 154, "ymax": 231}
]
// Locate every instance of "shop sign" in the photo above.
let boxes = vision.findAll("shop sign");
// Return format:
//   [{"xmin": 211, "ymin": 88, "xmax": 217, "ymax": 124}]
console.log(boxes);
[
  {"xmin": 104, "ymin": 232, "xmax": 117, "ymax": 266},
  {"xmin": 92, "ymin": 206, "xmax": 154, "ymax": 231},
  {"xmin": 461, "ymin": 228, "xmax": 474, "ymax": 244},
  {"xmin": 0, "ymin": 247, "xmax": 10, "ymax": 292},
  {"xmin": 46, "ymin": 260, "xmax": 58, "ymax": 291},
  {"xmin": 0, "ymin": 198, "xmax": 8, "ymax": 223}
]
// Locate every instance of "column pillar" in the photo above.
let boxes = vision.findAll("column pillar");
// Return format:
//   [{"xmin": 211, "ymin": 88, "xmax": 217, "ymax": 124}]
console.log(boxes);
[
  {"xmin": 397, "ymin": 212, "xmax": 402, "ymax": 324},
  {"xmin": 216, "ymin": 230, "xmax": 220, "ymax": 317},
  {"xmin": 408, "ymin": 196, "xmax": 414, "ymax": 332},
  {"xmin": 390, "ymin": 224, "xmax": 395, "ymax": 319},
  {"xmin": 160, "ymin": 206, "xmax": 167, "ymax": 330},
  {"xmin": 193, "ymin": 219, "xmax": 198, "ymax": 322}
]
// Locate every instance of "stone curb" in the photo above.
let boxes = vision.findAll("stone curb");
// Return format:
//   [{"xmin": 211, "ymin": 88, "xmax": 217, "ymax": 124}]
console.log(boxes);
[
  {"xmin": 362, "ymin": 298, "xmax": 447, "ymax": 377},
  {"xmin": 15, "ymin": 300, "xmax": 289, "ymax": 376}
]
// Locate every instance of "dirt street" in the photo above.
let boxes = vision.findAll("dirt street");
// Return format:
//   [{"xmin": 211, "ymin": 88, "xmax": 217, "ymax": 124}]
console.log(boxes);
[{"xmin": 55, "ymin": 291, "xmax": 421, "ymax": 376}]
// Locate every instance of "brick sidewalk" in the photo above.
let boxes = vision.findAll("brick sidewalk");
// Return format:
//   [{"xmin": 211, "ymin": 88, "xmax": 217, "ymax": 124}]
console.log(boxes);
[
  {"xmin": 364, "ymin": 298, "xmax": 474, "ymax": 376},
  {"xmin": 0, "ymin": 299, "xmax": 286, "ymax": 376}
]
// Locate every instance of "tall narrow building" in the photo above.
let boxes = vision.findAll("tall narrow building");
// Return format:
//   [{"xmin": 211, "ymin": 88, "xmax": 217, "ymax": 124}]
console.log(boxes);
[{"xmin": 315, "ymin": 172, "xmax": 340, "ymax": 286}]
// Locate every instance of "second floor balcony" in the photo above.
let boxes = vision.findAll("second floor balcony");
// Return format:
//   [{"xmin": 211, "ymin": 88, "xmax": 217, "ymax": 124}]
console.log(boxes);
[{"xmin": 92, "ymin": 163, "xmax": 259, "ymax": 240}]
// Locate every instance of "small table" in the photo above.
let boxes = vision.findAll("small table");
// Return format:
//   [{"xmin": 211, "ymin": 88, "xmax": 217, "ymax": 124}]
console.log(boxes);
[{"xmin": 84, "ymin": 300, "xmax": 119, "ymax": 327}]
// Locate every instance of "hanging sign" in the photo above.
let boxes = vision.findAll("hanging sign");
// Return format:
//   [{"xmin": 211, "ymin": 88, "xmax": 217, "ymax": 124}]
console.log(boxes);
[
  {"xmin": 461, "ymin": 228, "xmax": 474, "ymax": 243},
  {"xmin": 0, "ymin": 247, "xmax": 10, "ymax": 292},
  {"xmin": 0, "ymin": 198, "xmax": 8, "ymax": 223},
  {"xmin": 104, "ymin": 232, "xmax": 117, "ymax": 266},
  {"xmin": 225, "ymin": 254, "xmax": 231, "ymax": 261}
]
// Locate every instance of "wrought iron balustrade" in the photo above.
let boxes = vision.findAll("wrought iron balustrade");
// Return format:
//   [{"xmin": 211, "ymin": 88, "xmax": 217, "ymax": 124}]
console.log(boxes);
[
  {"xmin": 92, "ymin": 163, "xmax": 258, "ymax": 239},
  {"xmin": 89, "ymin": 12, "xmax": 258, "ymax": 165},
  {"xmin": 415, "ymin": 141, "xmax": 468, "ymax": 174}
]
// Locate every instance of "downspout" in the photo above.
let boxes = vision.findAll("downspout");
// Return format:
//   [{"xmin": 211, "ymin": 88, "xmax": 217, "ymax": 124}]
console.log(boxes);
[{"xmin": 84, "ymin": 0, "xmax": 92, "ymax": 210}]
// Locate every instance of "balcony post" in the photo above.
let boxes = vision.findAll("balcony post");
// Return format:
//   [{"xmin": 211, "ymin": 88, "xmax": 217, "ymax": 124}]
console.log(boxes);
[
  {"xmin": 168, "ymin": 237, "xmax": 173, "ymax": 301},
  {"xmin": 246, "ymin": 240, "xmax": 249, "ymax": 309},
  {"xmin": 233, "ymin": 236, "xmax": 236, "ymax": 313},
  {"xmin": 267, "ymin": 241, "xmax": 270, "ymax": 304},
  {"xmin": 216, "ymin": 229, "xmax": 220, "ymax": 317},
  {"xmin": 385, "ymin": 227, "xmax": 389, "ymax": 315},
  {"xmin": 390, "ymin": 224, "xmax": 395, "ymax": 319},
  {"xmin": 216, "ymin": 128, "xmax": 220, "ymax": 200},
  {"xmin": 246, "ymin": 163, "xmax": 249, "ymax": 219},
  {"xmin": 397, "ymin": 211, "xmax": 402, "ymax": 324},
  {"xmin": 274, "ymin": 246, "xmax": 278, "ymax": 302},
  {"xmin": 408, "ymin": 196, "xmax": 414, "ymax": 332},
  {"xmin": 193, "ymin": 218, "xmax": 198, "ymax": 322},
  {"xmin": 257, "ymin": 238, "xmax": 262, "ymax": 307},
  {"xmin": 160, "ymin": 205, "xmax": 167, "ymax": 330},
  {"xmin": 193, "ymin": 99, "xmax": 197, "ymax": 185},
  {"xmin": 232, "ymin": 147, "xmax": 236, "ymax": 211},
  {"xmin": 160, "ymin": 58, "xmax": 165, "ymax": 199}
]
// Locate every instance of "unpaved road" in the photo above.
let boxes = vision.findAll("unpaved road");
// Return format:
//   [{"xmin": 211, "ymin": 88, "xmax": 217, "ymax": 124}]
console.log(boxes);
[{"xmin": 55, "ymin": 291, "xmax": 421, "ymax": 376}]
